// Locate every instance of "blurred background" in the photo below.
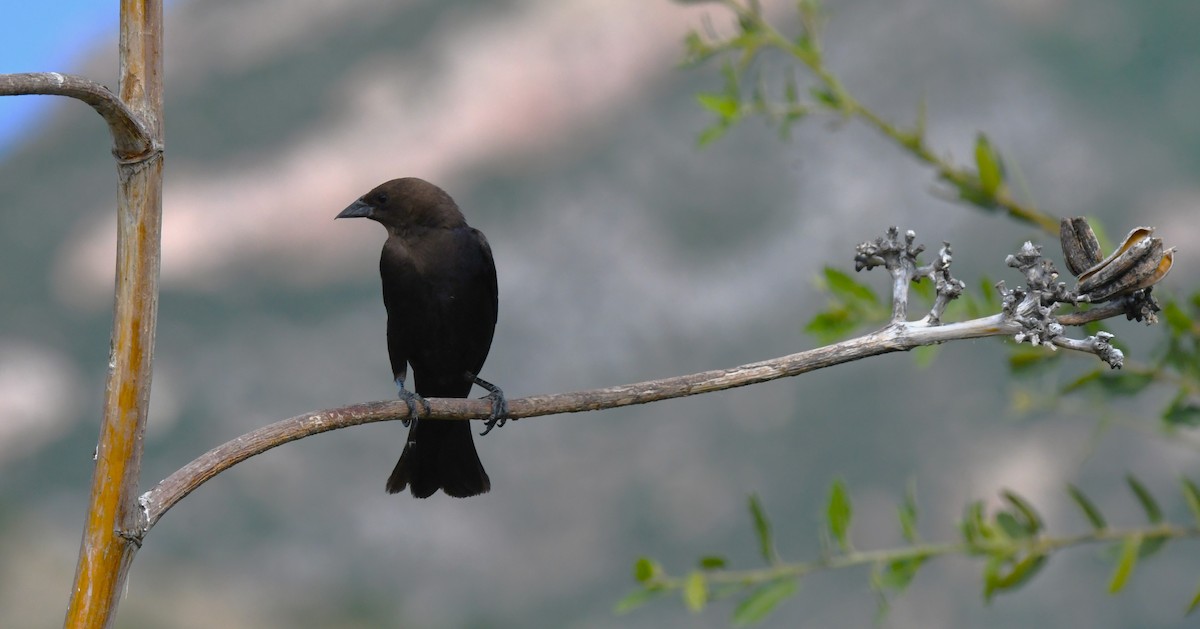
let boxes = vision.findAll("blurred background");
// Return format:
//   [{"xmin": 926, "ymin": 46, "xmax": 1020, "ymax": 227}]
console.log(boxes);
[{"xmin": 2, "ymin": 0, "xmax": 1198, "ymax": 627}]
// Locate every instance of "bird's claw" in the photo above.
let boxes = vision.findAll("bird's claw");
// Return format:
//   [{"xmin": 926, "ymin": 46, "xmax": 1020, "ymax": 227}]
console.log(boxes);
[
  {"xmin": 397, "ymin": 387, "xmax": 428, "ymax": 428},
  {"xmin": 480, "ymin": 387, "xmax": 509, "ymax": 436},
  {"xmin": 467, "ymin": 371, "xmax": 510, "ymax": 436}
]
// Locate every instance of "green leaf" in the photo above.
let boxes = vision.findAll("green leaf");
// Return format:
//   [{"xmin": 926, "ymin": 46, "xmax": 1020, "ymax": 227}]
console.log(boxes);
[
  {"xmin": 974, "ymin": 133, "xmax": 1004, "ymax": 197},
  {"xmin": 699, "ymin": 555, "xmax": 728, "ymax": 570},
  {"xmin": 982, "ymin": 555, "xmax": 1004, "ymax": 602},
  {"xmin": 1163, "ymin": 300, "xmax": 1193, "ymax": 336},
  {"xmin": 804, "ymin": 307, "xmax": 863, "ymax": 344},
  {"xmin": 683, "ymin": 571, "xmax": 708, "ymax": 613},
  {"xmin": 873, "ymin": 556, "xmax": 925, "ymax": 592},
  {"xmin": 827, "ymin": 478, "xmax": 853, "ymax": 551},
  {"xmin": 1139, "ymin": 535, "xmax": 1166, "ymax": 559},
  {"xmin": 1164, "ymin": 390, "xmax": 1200, "ymax": 428},
  {"xmin": 748, "ymin": 494, "xmax": 776, "ymax": 564},
  {"xmin": 1001, "ymin": 490, "xmax": 1043, "ymax": 534},
  {"xmin": 810, "ymin": 86, "xmax": 841, "ymax": 108},
  {"xmin": 1126, "ymin": 475, "xmax": 1163, "ymax": 524},
  {"xmin": 960, "ymin": 501, "xmax": 989, "ymax": 547},
  {"xmin": 634, "ymin": 556, "xmax": 661, "ymax": 583},
  {"xmin": 1108, "ymin": 534, "xmax": 1141, "ymax": 593},
  {"xmin": 697, "ymin": 123, "xmax": 730, "ymax": 147},
  {"xmin": 1187, "ymin": 578, "xmax": 1200, "ymax": 616},
  {"xmin": 990, "ymin": 553, "xmax": 1048, "ymax": 597},
  {"xmin": 995, "ymin": 512, "xmax": 1025, "ymax": 539},
  {"xmin": 805, "ymin": 267, "xmax": 887, "ymax": 342},
  {"xmin": 733, "ymin": 579, "xmax": 798, "ymax": 626},
  {"xmin": 823, "ymin": 267, "xmax": 879, "ymax": 305},
  {"xmin": 898, "ymin": 482, "xmax": 919, "ymax": 543},
  {"xmin": 1066, "ymin": 484, "xmax": 1107, "ymax": 531},
  {"xmin": 1101, "ymin": 371, "xmax": 1156, "ymax": 396},
  {"xmin": 696, "ymin": 93, "xmax": 741, "ymax": 119},
  {"xmin": 1061, "ymin": 369, "xmax": 1102, "ymax": 393},
  {"xmin": 681, "ymin": 30, "xmax": 716, "ymax": 65},
  {"xmin": 615, "ymin": 588, "xmax": 663, "ymax": 614},
  {"xmin": 1182, "ymin": 478, "xmax": 1200, "ymax": 527}
]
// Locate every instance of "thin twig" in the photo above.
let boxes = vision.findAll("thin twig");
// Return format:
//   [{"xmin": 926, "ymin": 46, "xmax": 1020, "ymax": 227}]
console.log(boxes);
[{"xmin": 644, "ymin": 523, "xmax": 1200, "ymax": 589}]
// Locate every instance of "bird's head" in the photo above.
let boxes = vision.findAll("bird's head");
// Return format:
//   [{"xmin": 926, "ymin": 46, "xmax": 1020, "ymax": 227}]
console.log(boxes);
[{"xmin": 336, "ymin": 178, "xmax": 466, "ymax": 231}]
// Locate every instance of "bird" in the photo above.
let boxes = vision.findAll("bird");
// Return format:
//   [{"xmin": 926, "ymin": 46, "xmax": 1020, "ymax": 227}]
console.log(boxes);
[{"xmin": 336, "ymin": 177, "xmax": 506, "ymax": 498}]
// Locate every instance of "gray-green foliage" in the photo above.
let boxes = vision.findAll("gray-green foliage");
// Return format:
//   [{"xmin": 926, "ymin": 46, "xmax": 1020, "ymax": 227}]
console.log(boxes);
[{"xmin": 616, "ymin": 0, "xmax": 1200, "ymax": 623}]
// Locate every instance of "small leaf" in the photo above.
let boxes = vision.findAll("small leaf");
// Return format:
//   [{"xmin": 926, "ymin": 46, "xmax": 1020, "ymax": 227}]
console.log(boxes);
[
  {"xmin": 1001, "ymin": 490, "xmax": 1044, "ymax": 534},
  {"xmin": 697, "ymin": 123, "xmax": 730, "ymax": 147},
  {"xmin": 1066, "ymin": 484, "xmax": 1107, "ymax": 531},
  {"xmin": 823, "ymin": 267, "xmax": 880, "ymax": 305},
  {"xmin": 827, "ymin": 478, "xmax": 853, "ymax": 551},
  {"xmin": 898, "ymin": 482, "xmax": 919, "ymax": 543},
  {"xmin": 804, "ymin": 307, "xmax": 861, "ymax": 343},
  {"xmin": 1187, "ymin": 578, "xmax": 1200, "ymax": 616},
  {"xmin": 732, "ymin": 579, "xmax": 798, "ymax": 626},
  {"xmin": 615, "ymin": 588, "xmax": 662, "ymax": 614},
  {"xmin": 696, "ymin": 93, "xmax": 741, "ymax": 119},
  {"xmin": 960, "ymin": 501, "xmax": 987, "ymax": 547},
  {"xmin": 634, "ymin": 556, "xmax": 661, "ymax": 583},
  {"xmin": 1061, "ymin": 369, "xmax": 1102, "ymax": 393},
  {"xmin": 991, "ymin": 553, "xmax": 1048, "ymax": 596},
  {"xmin": 1182, "ymin": 478, "xmax": 1200, "ymax": 527},
  {"xmin": 995, "ymin": 512, "xmax": 1025, "ymax": 539},
  {"xmin": 683, "ymin": 571, "xmax": 708, "ymax": 613},
  {"xmin": 982, "ymin": 555, "xmax": 1004, "ymax": 602},
  {"xmin": 1163, "ymin": 300, "xmax": 1192, "ymax": 336},
  {"xmin": 1139, "ymin": 535, "xmax": 1166, "ymax": 559},
  {"xmin": 1100, "ymin": 371, "xmax": 1156, "ymax": 396},
  {"xmin": 699, "ymin": 555, "xmax": 728, "ymax": 570},
  {"xmin": 873, "ymin": 556, "xmax": 925, "ymax": 592},
  {"xmin": 748, "ymin": 494, "xmax": 776, "ymax": 564},
  {"xmin": 1108, "ymin": 534, "xmax": 1142, "ymax": 594},
  {"xmin": 1126, "ymin": 475, "xmax": 1163, "ymax": 524},
  {"xmin": 810, "ymin": 86, "xmax": 840, "ymax": 108},
  {"xmin": 974, "ymin": 133, "xmax": 1004, "ymax": 197},
  {"xmin": 1164, "ymin": 390, "xmax": 1200, "ymax": 428}
]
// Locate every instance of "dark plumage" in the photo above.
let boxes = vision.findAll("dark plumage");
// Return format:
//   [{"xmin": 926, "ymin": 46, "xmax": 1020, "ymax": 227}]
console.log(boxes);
[{"xmin": 337, "ymin": 178, "xmax": 502, "ymax": 498}]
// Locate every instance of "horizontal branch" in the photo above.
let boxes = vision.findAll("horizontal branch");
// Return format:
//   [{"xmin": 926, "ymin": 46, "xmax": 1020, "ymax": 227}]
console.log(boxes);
[
  {"xmin": 0, "ymin": 72, "xmax": 155, "ymax": 160},
  {"xmin": 136, "ymin": 307, "xmax": 1074, "ymax": 533}
]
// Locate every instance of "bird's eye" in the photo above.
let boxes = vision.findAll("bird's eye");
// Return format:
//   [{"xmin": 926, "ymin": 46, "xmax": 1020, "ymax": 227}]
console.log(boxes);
[{"xmin": 377, "ymin": 192, "xmax": 389, "ymax": 204}]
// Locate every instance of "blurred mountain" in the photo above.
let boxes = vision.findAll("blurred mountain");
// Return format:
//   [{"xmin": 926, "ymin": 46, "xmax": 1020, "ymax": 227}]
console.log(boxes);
[{"xmin": 1, "ymin": 0, "xmax": 1198, "ymax": 627}]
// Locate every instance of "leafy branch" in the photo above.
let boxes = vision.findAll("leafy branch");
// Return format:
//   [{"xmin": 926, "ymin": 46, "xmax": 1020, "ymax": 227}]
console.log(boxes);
[
  {"xmin": 684, "ymin": 1, "xmax": 1200, "ymax": 430},
  {"xmin": 619, "ymin": 478, "xmax": 1200, "ymax": 625},
  {"xmin": 682, "ymin": 0, "xmax": 1059, "ymax": 233},
  {"xmin": 613, "ymin": 218, "xmax": 1177, "ymax": 623}
]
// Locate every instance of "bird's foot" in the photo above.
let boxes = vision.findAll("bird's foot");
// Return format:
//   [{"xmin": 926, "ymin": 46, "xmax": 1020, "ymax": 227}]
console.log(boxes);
[
  {"xmin": 467, "ymin": 371, "xmax": 510, "ymax": 436},
  {"xmin": 395, "ymin": 384, "xmax": 429, "ymax": 428}
]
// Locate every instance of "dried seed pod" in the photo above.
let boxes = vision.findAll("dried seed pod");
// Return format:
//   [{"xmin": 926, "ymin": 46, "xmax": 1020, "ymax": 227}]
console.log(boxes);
[
  {"xmin": 1076, "ymin": 226, "xmax": 1155, "ymax": 284},
  {"xmin": 1073, "ymin": 225, "xmax": 1173, "ymax": 301},
  {"xmin": 1059, "ymin": 216, "xmax": 1103, "ymax": 277}
]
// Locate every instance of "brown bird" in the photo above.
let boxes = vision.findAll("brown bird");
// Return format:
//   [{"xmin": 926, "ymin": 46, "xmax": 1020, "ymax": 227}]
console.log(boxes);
[{"xmin": 337, "ymin": 178, "xmax": 506, "ymax": 498}]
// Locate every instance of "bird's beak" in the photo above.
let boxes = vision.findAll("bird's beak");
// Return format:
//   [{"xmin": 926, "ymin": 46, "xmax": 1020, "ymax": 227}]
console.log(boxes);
[{"xmin": 336, "ymin": 199, "xmax": 374, "ymax": 219}]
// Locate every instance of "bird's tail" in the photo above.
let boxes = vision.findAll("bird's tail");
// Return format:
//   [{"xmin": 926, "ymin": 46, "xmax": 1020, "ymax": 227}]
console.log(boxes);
[{"xmin": 386, "ymin": 420, "xmax": 490, "ymax": 498}]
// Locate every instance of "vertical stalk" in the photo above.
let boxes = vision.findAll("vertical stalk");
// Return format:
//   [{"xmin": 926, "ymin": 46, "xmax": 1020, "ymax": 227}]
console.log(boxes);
[{"xmin": 64, "ymin": 0, "xmax": 163, "ymax": 627}]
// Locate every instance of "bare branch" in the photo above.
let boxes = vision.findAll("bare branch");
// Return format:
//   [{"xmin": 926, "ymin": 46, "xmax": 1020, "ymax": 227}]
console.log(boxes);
[
  {"xmin": 134, "ymin": 309, "xmax": 1080, "ymax": 532},
  {"xmin": 137, "ymin": 331, "xmax": 903, "ymax": 532},
  {"xmin": 0, "ymin": 72, "xmax": 157, "ymax": 161}
]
